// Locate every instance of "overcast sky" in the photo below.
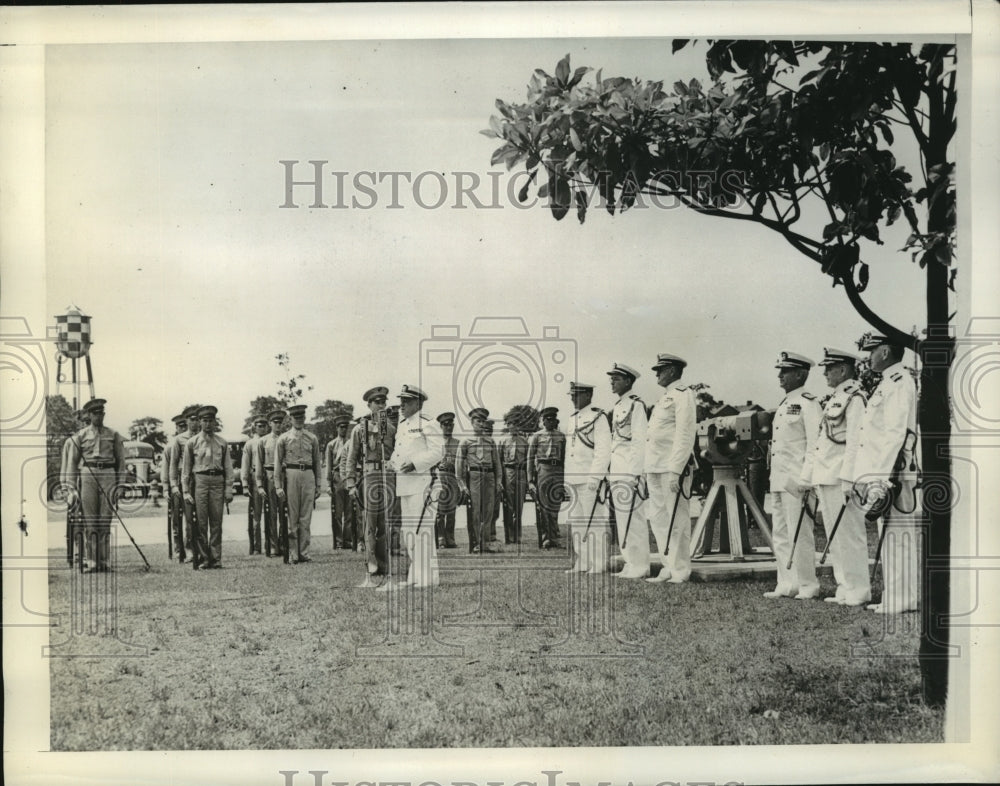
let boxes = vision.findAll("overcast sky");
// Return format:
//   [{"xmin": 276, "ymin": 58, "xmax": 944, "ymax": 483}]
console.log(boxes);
[{"xmin": 45, "ymin": 36, "xmax": 941, "ymax": 435}]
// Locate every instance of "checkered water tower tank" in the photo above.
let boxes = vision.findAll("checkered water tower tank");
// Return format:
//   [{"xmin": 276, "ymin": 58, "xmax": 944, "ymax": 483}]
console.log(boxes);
[{"xmin": 55, "ymin": 305, "xmax": 92, "ymax": 359}]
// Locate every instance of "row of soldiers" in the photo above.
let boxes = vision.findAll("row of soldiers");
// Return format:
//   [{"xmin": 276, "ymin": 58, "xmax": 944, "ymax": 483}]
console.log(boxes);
[{"xmin": 64, "ymin": 334, "xmax": 919, "ymax": 611}]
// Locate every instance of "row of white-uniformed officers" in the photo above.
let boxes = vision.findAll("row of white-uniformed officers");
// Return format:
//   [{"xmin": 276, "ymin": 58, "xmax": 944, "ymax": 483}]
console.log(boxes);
[{"xmin": 561, "ymin": 338, "xmax": 918, "ymax": 615}]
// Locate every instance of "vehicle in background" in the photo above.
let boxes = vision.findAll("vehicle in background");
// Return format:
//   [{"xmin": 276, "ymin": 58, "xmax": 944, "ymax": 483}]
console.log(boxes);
[{"xmin": 121, "ymin": 440, "xmax": 155, "ymax": 499}]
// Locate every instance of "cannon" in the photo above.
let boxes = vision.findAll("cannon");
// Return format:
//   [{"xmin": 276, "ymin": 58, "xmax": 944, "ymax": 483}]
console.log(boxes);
[{"xmin": 689, "ymin": 410, "xmax": 777, "ymax": 563}]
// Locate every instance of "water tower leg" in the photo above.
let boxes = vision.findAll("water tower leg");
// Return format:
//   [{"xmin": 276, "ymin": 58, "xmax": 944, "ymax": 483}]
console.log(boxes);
[{"xmin": 85, "ymin": 355, "xmax": 96, "ymax": 400}]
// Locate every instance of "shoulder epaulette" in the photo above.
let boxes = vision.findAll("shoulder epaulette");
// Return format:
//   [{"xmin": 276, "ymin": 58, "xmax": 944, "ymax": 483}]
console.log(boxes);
[
  {"xmin": 675, "ymin": 384, "xmax": 688, "ymax": 392},
  {"xmin": 802, "ymin": 392, "xmax": 816, "ymax": 401},
  {"xmin": 419, "ymin": 414, "xmax": 430, "ymax": 421},
  {"xmin": 890, "ymin": 372, "xmax": 903, "ymax": 382},
  {"xmin": 590, "ymin": 406, "xmax": 603, "ymax": 414}
]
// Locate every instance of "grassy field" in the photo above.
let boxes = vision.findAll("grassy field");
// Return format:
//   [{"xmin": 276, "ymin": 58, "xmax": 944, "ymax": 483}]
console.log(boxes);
[{"xmin": 47, "ymin": 498, "xmax": 942, "ymax": 749}]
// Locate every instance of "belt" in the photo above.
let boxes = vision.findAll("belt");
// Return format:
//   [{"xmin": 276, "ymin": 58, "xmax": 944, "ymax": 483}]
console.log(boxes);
[
  {"xmin": 537, "ymin": 459, "xmax": 562, "ymax": 466},
  {"xmin": 285, "ymin": 463, "xmax": 314, "ymax": 471},
  {"xmin": 195, "ymin": 469, "xmax": 224, "ymax": 476},
  {"xmin": 503, "ymin": 462, "xmax": 526, "ymax": 468},
  {"xmin": 264, "ymin": 465, "xmax": 275, "ymax": 471},
  {"xmin": 468, "ymin": 466, "xmax": 494, "ymax": 473},
  {"xmin": 84, "ymin": 460, "xmax": 116, "ymax": 470},
  {"xmin": 363, "ymin": 461, "xmax": 383, "ymax": 469}
]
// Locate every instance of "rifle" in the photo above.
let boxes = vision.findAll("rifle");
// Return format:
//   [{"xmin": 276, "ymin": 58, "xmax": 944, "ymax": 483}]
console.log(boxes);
[
  {"xmin": 263, "ymin": 488, "xmax": 273, "ymax": 556},
  {"xmin": 66, "ymin": 491, "xmax": 81, "ymax": 568},
  {"xmin": 280, "ymin": 497, "xmax": 290, "ymax": 564},
  {"xmin": 167, "ymin": 492, "xmax": 174, "ymax": 560},
  {"xmin": 247, "ymin": 484, "xmax": 254, "ymax": 555},
  {"xmin": 376, "ymin": 408, "xmax": 391, "ymax": 577}
]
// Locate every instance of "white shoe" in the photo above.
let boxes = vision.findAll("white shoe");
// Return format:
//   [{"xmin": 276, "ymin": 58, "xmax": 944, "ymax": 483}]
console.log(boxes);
[
  {"xmin": 564, "ymin": 565, "xmax": 588, "ymax": 574},
  {"xmin": 645, "ymin": 571, "xmax": 671, "ymax": 583},
  {"xmin": 823, "ymin": 596, "xmax": 844, "ymax": 605},
  {"xmin": 763, "ymin": 588, "xmax": 796, "ymax": 599},
  {"xmin": 587, "ymin": 568, "xmax": 607, "ymax": 575},
  {"xmin": 667, "ymin": 576, "xmax": 688, "ymax": 584},
  {"xmin": 616, "ymin": 566, "xmax": 648, "ymax": 579},
  {"xmin": 794, "ymin": 591, "xmax": 819, "ymax": 600}
]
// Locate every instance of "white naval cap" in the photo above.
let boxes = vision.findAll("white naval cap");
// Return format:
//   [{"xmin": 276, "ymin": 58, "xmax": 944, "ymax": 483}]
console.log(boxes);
[
  {"xmin": 774, "ymin": 351, "xmax": 814, "ymax": 370},
  {"xmin": 606, "ymin": 362, "xmax": 640, "ymax": 381},
  {"xmin": 818, "ymin": 347, "xmax": 862, "ymax": 366}
]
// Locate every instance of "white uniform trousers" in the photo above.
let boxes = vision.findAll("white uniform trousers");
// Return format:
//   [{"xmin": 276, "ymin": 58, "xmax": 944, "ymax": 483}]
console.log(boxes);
[
  {"xmin": 646, "ymin": 472, "xmax": 692, "ymax": 582},
  {"xmin": 563, "ymin": 482, "xmax": 610, "ymax": 573},
  {"xmin": 610, "ymin": 475, "xmax": 649, "ymax": 575},
  {"xmin": 400, "ymin": 489, "xmax": 439, "ymax": 586},
  {"xmin": 875, "ymin": 507, "xmax": 920, "ymax": 613},
  {"xmin": 814, "ymin": 484, "xmax": 871, "ymax": 604},
  {"xmin": 770, "ymin": 490, "xmax": 819, "ymax": 596}
]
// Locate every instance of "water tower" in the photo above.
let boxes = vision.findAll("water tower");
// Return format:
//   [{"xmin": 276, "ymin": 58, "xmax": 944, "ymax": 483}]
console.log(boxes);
[{"xmin": 54, "ymin": 305, "xmax": 95, "ymax": 410}]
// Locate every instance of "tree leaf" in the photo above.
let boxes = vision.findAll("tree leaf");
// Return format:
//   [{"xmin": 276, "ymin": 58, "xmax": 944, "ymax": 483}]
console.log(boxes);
[
  {"xmin": 550, "ymin": 173, "xmax": 570, "ymax": 221},
  {"xmin": 556, "ymin": 54, "xmax": 571, "ymax": 86},
  {"xmin": 858, "ymin": 262, "xmax": 869, "ymax": 292}
]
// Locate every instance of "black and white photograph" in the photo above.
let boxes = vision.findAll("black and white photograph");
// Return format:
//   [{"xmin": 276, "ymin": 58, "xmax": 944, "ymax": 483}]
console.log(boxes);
[{"xmin": 2, "ymin": 2, "xmax": 998, "ymax": 785}]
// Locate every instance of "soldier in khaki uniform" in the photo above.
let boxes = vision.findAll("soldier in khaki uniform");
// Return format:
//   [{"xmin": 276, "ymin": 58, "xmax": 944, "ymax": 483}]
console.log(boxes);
[
  {"xmin": 65, "ymin": 398, "xmax": 126, "ymax": 573},
  {"xmin": 161, "ymin": 411, "xmax": 188, "ymax": 562},
  {"xmin": 643, "ymin": 353, "xmax": 697, "ymax": 584},
  {"xmin": 527, "ymin": 407, "xmax": 566, "ymax": 549},
  {"xmin": 346, "ymin": 387, "xmax": 397, "ymax": 585},
  {"xmin": 170, "ymin": 405, "xmax": 202, "ymax": 556},
  {"xmin": 255, "ymin": 410, "xmax": 286, "ymax": 557},
  {"xmin": 275, "ymin": 404, "xmax": 322, "ymax": 563},
  {"xmin": 499, "ymin": 406, "xmax": 533, "ymax": 546},
  {"xmin": 242, "ymin": 416, "xmax": 268, "ymax": 555},
  {"xmin": 181, "ymin": 406, "xmax": 234, "ymax": 570},
  {"xmin": 326, "ymin": 414, "xmax": 354, "ymax": 550},
  {"xmin": 456, "ymin": 407, "xmax": 501, "ymax": 554},
  {"xmin": 434, "ymin": 412, "xmax": 460, "ymax": 549}
]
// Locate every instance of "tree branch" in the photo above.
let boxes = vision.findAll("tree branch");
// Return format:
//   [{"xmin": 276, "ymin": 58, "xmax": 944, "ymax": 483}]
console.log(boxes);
[{"xmin": 842, "ymin": 268, "xmax": 918, "ymax": 351}]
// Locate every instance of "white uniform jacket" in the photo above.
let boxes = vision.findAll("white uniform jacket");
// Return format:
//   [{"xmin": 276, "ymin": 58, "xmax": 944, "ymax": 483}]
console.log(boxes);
[
  {"xmin": 769, "ymin": 387, "xmax": 822, "ymax": 492},
  {"xmin": 644, "ymin": 380, "xmax": 696, "ymax": 475},
  {"xmin": 564, "ymin": 406, "xmax": 612, "ymax": 483},
  {"xmin": 609, "ymin": 393, "xmax": 648, "ymax": 476},
  {"xmin": 853, "ymin": 362, "xmax": 917, "ymax": 484},
  {"xmin": 390, "ymin": 413, "xmax": 444, "ymax": 497},
  {"xmin": 805, "ymin": 379, "xmax": 866, "ymax": 487}
]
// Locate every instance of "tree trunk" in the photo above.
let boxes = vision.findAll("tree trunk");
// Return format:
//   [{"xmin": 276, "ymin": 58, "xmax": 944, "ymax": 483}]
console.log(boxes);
[{"xmin": 918, "ymin": 329, "xmax": 952, "ymax": 708}]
